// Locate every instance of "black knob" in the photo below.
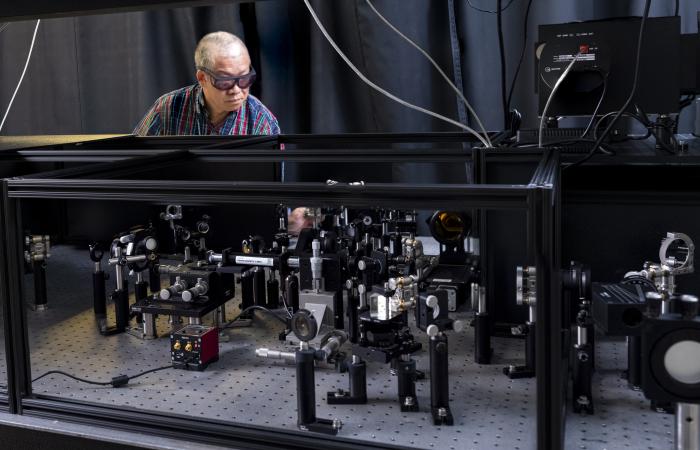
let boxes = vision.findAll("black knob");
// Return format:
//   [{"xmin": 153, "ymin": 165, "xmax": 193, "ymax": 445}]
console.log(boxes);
[
  {"xmin": 89, "ymin": 243, "xmax": 104, "ymax": 262},
  {"xmin": 680, "ymin": 295, "xmax": 699, "ymax": 319}
]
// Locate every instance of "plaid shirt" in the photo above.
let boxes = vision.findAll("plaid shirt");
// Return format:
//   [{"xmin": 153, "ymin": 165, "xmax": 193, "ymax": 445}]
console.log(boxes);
[{"xmin": 133, "ymin": 84, "xmax": 280, "ymax": 136}]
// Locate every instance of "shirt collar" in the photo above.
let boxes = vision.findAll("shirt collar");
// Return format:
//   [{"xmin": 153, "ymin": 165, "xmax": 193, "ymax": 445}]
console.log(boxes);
[
  {"xmin": 195, "ymin": 84, "xmax": 242, "ymax": 129},
  {"xmin": 195, "ymin": 84, "xmax": 206, "ymax": 117}
]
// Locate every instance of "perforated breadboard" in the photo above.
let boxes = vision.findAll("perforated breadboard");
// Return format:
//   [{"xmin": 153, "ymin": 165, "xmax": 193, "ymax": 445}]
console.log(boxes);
[
  {"xmin": 2, "ymin": 245, "xmax": 673, "ymax": 449},
  {"xmin": 565, "ymin": 338, "xmax": 674, "ymax": 449}
]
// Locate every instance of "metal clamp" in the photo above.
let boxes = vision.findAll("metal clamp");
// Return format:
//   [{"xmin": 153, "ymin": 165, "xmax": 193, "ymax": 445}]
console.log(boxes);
[
  {"xmin": 516, "ymin": 266, "xmax": 537, "ymax": 306},
  {"xmin": 161, "ymin": 204, "xmax": 183, "ymax": 221},
  {"xmin": 659, "ymin": 232, "xmax": 695, "ymax": 276},
  {"xmin": 182, "ymin": 278, "xmax": 208, "ymax": 302},
  {"xmin": 24, "ymin": 234, "xmax": 51, "ymax": 263},
  {"xmin": 160, "ymin": 276, "xmax": 188, "ymax": 300}
]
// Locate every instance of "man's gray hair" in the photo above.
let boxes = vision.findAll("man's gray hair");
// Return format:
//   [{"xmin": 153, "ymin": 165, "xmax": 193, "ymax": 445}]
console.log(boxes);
[{"xmin": 194, "ymin": 32, "xmax": 247, "ymax": 69}]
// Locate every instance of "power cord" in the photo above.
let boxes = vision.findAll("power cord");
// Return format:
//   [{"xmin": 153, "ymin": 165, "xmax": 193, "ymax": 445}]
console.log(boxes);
[
  {"xmin": 538, "ymin": 53, "xmax": 581, "ymax": 148},
  {"xmin": 506, "ymin": 0, "xmax": 533, "ymax": 116},
  {"xmin": 364, "ymin": 0, "xmax": 492, "ymax": 147},
  {"xmin": 32, "ymin": 365, "xmax": 172, "ymax": 388},
  {"xmin": 466, "ymin": 0, "xmax": 518, "ymax": 14},
  {"xmin": 513, "ymin": 137, "xmax": 612, "ymax": 152},
  {"xmin": 580, "ymin": 73, "xmax": 609, "ymax": 139},
  {"xmin": 222, "ymin": 305, "xmax": 289, "ymax": 330},
  {"xmin": 566, "ymin": 0, "xmax": 652, "ymax": 169},
  {"xmin": 591, "ymin": 111, "xmax": 650, "ymax": 142},
  {"xmin": 0, "ymin": 19, "xmax": 41, "ymax": 133},
  {"xmin": 302, "ymin": 0, "xmax": 492, "ymax": 147},
  {"xmin": 633, "ymin": 105, "xmax": 679, "ymax": 155},
  {"xmin": 497, "ymin": 0, "xmax": 507, "ymax": 128}
]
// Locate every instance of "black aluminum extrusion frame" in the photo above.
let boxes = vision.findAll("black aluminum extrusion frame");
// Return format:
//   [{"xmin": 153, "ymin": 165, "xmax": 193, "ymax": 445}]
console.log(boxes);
[{"xmin": 0, "ymin": 137, "xmax": 562, "ymax": 449}]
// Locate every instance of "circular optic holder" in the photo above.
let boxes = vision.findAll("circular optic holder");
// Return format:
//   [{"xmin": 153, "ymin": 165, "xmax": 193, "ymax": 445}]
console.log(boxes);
[
  {"xmin": 291, "ymin": 309, "xmax": 318, "ymax": 342},
  {"xmin": 428, "ymin": 211, "xmax": 471, "ymax": 244},
  {"xmin": 659, "ymin": 232, "xmax": 695, "ymax": 275},
  {"xmin": 650, "ymin": 328, "xmax": 700, "ymax": 401}
]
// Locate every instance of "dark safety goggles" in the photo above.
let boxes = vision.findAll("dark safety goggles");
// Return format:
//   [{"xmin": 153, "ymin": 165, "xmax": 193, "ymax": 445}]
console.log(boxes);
[{"xmin": 197, "ymin": 66, "xmax": 257, "ymax": 90}]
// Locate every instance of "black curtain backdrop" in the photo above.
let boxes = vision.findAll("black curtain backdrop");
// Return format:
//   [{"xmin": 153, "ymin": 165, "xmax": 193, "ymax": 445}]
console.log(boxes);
[{"xmin": 0, "ymin": 0, "xmax": 697, "ymax": 136}]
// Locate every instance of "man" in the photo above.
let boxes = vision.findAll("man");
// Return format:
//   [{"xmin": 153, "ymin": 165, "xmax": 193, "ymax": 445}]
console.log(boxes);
[{"xmin": 133, "ymin": 31, "xmax": 279, "ymax": 136}]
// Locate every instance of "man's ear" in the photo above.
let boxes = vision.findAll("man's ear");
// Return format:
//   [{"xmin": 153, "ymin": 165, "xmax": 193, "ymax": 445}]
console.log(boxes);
[{"xmin": 195, "ymin": 70, "xmax": 206, "ymax": 85}]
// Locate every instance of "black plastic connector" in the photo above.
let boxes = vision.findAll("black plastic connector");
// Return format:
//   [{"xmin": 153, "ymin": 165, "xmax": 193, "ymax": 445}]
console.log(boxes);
[{"xmin": 110, "ymin": 375, "xmax": 130, "ymax": 387}]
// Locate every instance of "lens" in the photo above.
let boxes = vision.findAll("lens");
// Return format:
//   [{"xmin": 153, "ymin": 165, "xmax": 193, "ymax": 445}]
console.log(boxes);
[
  {"xmin": 664, "ymin": 239, "xmax": 690, "ymax": 268},
  {"xmin": 291, "ymin": 309, "xmax": 317, "ymax": 341},
  {"xmin": 430, "ymin": 211, "xmax": 466, "ymax": 243},
  {"xmin": 293, "ymin": 316, "xmax": 308, "ymax": 335},
  {"xmin": 211, "ymin": 72, "xmax": 256, "ymax": 91},
  {"xmin": 214, "ymin": 79, "xmax": 236, "ymax": 90},
  {"xmin": 664, "ymin": 340, "xmax": 700, "ymax": 384},
  {"xmin": 237, "ymin": 73, "xmax": 256, "ymax": 89}
]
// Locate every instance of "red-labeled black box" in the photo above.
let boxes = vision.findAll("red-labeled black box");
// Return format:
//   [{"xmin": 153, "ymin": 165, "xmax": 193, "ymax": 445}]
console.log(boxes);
[{"xmin": 171, "ymin": 324, "xmax": 219, "ymax": 371}]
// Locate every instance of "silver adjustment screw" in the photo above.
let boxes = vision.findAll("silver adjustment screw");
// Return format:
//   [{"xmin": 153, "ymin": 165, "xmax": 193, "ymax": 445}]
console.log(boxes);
[
  {"xmin": 426, "ymin": 295, "xmax": 438, "ymax": 309},
  {"xmin": 426, "ymin": 324, "xmax": 440, "ymax": 338}
]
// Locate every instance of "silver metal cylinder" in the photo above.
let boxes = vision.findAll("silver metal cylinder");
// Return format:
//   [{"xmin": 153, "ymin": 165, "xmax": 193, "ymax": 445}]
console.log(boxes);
[
  {"xmin": 320, "ymin": 334, "xmax": 346, "ymax": 359},
  {"xmin": 158, "ymin": 264, "xmax": 179, "ymax": 274},
  {"xmin": 576, "ymin": 325, "xmax": 587, "ymax": 347},
  {"xmin": 142, "ymin": 313, "xmax": 156, "ymax": 339},
  {"xmin": 188, "ymin": 317, "xmax": 201, "ymax": 325},
  {"xmin": 184, "ymin": 246, "xmax": 191, "ymax": 262},
  {"xmin": 311, "ymin": 239, "xmax": 322, "ymax": 291},
  {"xmin": 114, "ymin": 248, "xmax": 124, "ymax": 290},
  {"xmin": 160, "ymin": 276, "xmax": 187, "ymax": 300},
  {"xmin": 676, "ymin": 403, "xmax": 700, "ymax": 450},
  {"xmin": 136, "ymin": 272, "xmax": 144, "ymax": 283},
  {"xmin": 255, "ymin": 348, "xmax": 296, "ymax": 363},
  {"xmin": 94, "ymin": 261, "xmax": 101, "ymax": 273},
  {"xmin": 478, "ymin": 287, "xmax": 487, "ymax": 314},
  {"xmin": 207, "ymin": 252, "xmax": 223, "ymax": 264},
  {"xmin": 108, "ymin": 254, "xmax": 147, "ymax": 265},
  {"xmin": 217, "ymin": 305, "xmax": 226, "ymax": 326},
  {"xmin": 358, "ymin": 284, "xmax": 367, "ymax": 308},
  {"xmin": 662, "ymin": 296, "xmax": 672, "ymax": 315},
  {"xmin": 471, "ymin": 282, "xmax": 480, "ymax": 310},
  {"xmin": 528, "ymin": 305, "xmax": 536, "ymax": 324},
  {"xmin": 182, "ymin": 279, "xmax": 208, "ymax": 302},
  {"xmin": 660, "ymin": 272, "xmax": 676, "ymax": 297}
]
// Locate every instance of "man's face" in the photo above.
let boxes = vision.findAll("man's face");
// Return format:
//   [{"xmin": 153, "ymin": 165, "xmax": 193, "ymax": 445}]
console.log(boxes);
[{"xmin": 197, "ymin": 48, "xmax": 252, "ymax": 117}]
